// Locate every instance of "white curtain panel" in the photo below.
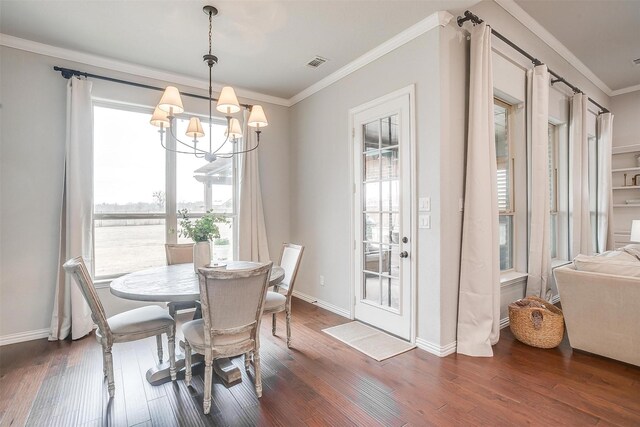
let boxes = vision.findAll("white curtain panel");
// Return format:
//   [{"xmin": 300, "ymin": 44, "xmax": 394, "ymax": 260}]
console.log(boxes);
[
  {"xmin": 238, "ymin": 108, "xmax": 270, "ymax": 262},
  {"xmin": 569, "ymin": 94, "xmax": 592, "ymax": 257},
  {"xmin": 456, "ymin": 23, "xmax": 500, "ymax": 357},
  {"xmin": 526, "ymin": 65, "xmax": 552, "ymax": 300},
  {"xmin": 49, "ymin": 77, "xmax": 94, "ymax": 341},
  {"xmin": 596, "ymin": 113, "xmax": 615, "ymax": 252}
]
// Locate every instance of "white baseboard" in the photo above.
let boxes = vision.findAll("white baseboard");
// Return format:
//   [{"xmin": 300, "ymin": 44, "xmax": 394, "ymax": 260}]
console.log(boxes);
[
  {"xmin": 292, "ymin": 290, "xmax": 351, "ymax": 319},
  {"xmin": 415, "ymin": 337, "xmax": 457, "ymax": 357},
  {"xmin": 0, "ymin": 328, "xmax": 50, "ymax": 346},
  {"xmin": 500, "ymin": 316, "xmax": 511, "ymax": 330}
]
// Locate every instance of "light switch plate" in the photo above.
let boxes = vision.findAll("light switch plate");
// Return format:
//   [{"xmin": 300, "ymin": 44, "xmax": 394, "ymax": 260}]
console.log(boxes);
[
  {"xmin": 419, "ymin": 197, "xmax": 431, "ymax": 212},
  {"xmin": 419, "ymin": 214, "xmax": 431, "ymax": 229}
]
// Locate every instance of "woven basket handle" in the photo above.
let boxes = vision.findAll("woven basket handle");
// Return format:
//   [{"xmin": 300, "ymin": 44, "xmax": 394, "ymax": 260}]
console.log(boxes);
[{"xmin": 530, "ymin": 308, "xmax": 544, "ymax": 330}]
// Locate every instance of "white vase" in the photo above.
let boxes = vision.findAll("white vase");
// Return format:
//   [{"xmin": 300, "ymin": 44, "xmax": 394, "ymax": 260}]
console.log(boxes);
[{"xmin": 193, "ymin": 241, "xmax": 211, "ymax": 273}]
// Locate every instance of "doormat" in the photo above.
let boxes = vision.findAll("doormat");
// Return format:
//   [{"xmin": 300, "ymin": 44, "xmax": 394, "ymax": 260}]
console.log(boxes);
[{"xmin": 322, "ymin": 321, "xmax": 415, "ymax": 361}]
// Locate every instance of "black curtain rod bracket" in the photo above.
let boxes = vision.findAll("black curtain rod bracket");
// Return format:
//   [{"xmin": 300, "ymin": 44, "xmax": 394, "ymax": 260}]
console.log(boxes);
[
  {"xmin": 53, "ymin": 66, "xmax": 253, "ymax": 109},
  {"xmin": 456, "ymin": 10, "xmax": 609, "ymax": 114}
]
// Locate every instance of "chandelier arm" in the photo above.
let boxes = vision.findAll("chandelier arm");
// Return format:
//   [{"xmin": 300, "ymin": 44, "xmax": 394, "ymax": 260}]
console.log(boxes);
[
  {"xmin": 167, "ymin": 123, "xmax": 209, "ymax": 154},
  {"xmin": 211, "ymin": 132, "xmax": 232, "ymax": 155},
  {"xmin": 160, "ymin": 138, "xmax": 205, "ymax": 155},
  {"xmin": 214, "ymin": 134, "xmax": 260, "ymax": 157}
]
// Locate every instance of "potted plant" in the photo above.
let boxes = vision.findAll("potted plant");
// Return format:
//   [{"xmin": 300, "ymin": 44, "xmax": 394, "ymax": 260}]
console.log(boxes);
[{"xmin": 178, "ymin": 209, "xmax": 229, "ymax": 272}]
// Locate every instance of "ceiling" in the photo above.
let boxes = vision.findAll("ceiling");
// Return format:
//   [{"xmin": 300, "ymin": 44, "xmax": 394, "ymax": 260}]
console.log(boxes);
[
  {"xmin": 3, "ymin": 1, "xmax": 637, "ymax": 99},
  {"xmin": 515, "ymin": 0, "xmax": 640, "ymax": 92},
  {"xmin": 0, "ymin": 0, "xmax": 476, "ymax": 100}
]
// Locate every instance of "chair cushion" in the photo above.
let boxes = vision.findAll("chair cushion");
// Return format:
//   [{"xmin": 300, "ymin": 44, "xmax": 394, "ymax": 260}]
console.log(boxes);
[
  {"xmin": 107, "ymin": 305, "xmax": 174, "ymax": 336},
  {"xmin": 264, "ymin": 291, "xmax": 286, "ymax": 312},
  {"xmin": 573, "ymin": 251, "xmax": 640, "ymax": 277},
  {"xmin": 182, "ymin": 319, "xmax": 251, "ymax": 349}
]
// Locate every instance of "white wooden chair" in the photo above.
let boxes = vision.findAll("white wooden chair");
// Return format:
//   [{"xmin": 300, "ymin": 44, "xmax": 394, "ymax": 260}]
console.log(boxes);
[
  {"xmin": 182, "ymin": 262, "xmax": 273, "ymax": 414},
  {"xmin": 63, "ymin": 257, "xmax": 176, "ymax": 398},
  {"xmin": 264, "ymin": 243, "xmax": 305, "ymax": 348},
  {"xmin": 165, "ymin": 243, "xmax": 198, "ymax": 317}
]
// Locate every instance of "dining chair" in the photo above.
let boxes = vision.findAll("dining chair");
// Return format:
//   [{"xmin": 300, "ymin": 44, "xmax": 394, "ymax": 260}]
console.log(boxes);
[
  {"xmin": 182, "ymin": 262, "xmax": 273, "ymax": 414},
  {"xmin": 63, "ymin": 256, "xmax": 176, "ymax": 398},
  {"xmin": 264, "ymin": 243, "xmax": 305, "ymax": 348},
  {"xmin": 165, "ymin": 243, "xmax": 199, "ymax": 318}
]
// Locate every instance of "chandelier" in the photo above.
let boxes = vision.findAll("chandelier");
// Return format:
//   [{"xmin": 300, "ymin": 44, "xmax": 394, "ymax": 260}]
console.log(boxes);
[{"xmin": 149, "ymin": 5, "xmax": 268, "ymax": 163}]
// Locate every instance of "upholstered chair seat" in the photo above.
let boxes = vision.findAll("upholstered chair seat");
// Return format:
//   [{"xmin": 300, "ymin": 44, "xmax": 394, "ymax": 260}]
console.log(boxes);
[
  {"xmin": 63, "ymin": 256, "xmax": 176, "ymax": 398},
  {"xmin": 183, "ymin": 262, "xmax": 273, "ymax": 414},
  {"xmin": 264, "ymin": 243, "xmax": 305, "ymax": 348},
  {"xmin": 99, "ymin": 305, "xmax": 175, "ymax": 341},
  {"xmin": 264, "ymin": 291, "xmax": 286, "ymax": 311}
]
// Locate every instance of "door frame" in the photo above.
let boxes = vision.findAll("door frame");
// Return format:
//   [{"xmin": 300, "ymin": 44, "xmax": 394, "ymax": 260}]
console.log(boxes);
[{"xmin": 347, "ymin": 85, "xmax": 417, "ymax": 343}]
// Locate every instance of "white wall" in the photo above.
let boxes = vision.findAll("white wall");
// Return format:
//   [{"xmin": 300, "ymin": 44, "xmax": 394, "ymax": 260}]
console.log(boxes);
[
  {"xmin": 0, "ymin": 46, "xmax": 290, "ymax": 338},
  {"xmin": 289, "ymin": 23, "xmax": 468, "ymax": 349}
]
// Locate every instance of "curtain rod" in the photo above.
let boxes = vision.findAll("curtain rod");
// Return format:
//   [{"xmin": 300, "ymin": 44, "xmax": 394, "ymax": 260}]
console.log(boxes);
[
  {"xmin": 52, "ymin": 66, "xmax": 253, "ymax": 109},
  {"xmin": 456, "ymin": 11, "xmax": 609, "ymax": 114}
]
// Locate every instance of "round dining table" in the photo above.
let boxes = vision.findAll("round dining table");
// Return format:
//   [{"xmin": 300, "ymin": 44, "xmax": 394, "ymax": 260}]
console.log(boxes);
[{"xmin": 110, "ymin": 261, "xmax": 285, "ymax": 386}]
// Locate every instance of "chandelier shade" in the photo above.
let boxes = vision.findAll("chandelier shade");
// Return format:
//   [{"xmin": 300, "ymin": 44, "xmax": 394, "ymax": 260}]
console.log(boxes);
[
  {"xmin": 150, "ymin": 106, "xmax": 170, "ymax": 127},
  {"xmin": 158, "ymin": 86, "xmax": 184, "ymax": 114},
  {"xmin": 226, "ymin": 118, "xmax": 243, "ymax": 139},
  {"xmin": 216, "ymin": 86, "xmax": 241, "ymax": 115},
  {"xmin": 248, "ymin": 105, "xmax": 268, "ymax": 128},
  {"xmin": 185, "ymin": 117, "xmax": 205, "ymax": 138}
]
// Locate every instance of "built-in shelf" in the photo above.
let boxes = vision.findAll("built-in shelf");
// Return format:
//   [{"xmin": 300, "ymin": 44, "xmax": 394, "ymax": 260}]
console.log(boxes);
[
  {"xmin": 612, "ymin": 167, "xmax": 640, "ymax": 173},
  {"xmin": 613, "ymin": 204, "xmax": 640, "ymax": 208},
  {"xmin": 612, "ymin": 144, "xmax": 640, "ymax": 155},
  {"xmin": 613, "ymin": 186, "xmax": 640, "ymax": 190}
]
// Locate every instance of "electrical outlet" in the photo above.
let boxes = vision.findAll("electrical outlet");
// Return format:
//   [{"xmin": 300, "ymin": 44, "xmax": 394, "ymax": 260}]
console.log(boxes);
[
  {"xmin": 419, "ymin": 197, "xmax": 431, "ymax": 212},
  {"xmin": 320, "ymin": 275, "xmax": 325, "ymax": 287}
]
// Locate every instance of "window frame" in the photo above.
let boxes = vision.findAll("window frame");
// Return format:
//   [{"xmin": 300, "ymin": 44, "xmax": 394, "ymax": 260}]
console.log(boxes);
[
  {"xmin": 495, "ymin": 98, "xmax": 516, "ymax": 272},
  {"xmin": 92, "ymin": 100, "xmax": 239, "ymax": 280},
  {"xmin": 548, "ymin": 122, "xmax": 560, "ymax": 260}
]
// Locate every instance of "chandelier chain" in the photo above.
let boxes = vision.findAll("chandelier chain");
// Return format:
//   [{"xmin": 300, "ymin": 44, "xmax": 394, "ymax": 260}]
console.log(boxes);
[{"xmin": 208, "ymin": 11, "xmax": 213, "ymax": 56}]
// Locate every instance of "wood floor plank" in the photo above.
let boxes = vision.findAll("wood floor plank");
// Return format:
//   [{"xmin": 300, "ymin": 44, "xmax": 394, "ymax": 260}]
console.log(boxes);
[{"xmin": 2, "ymin": 298, "xmax": 639, "ymax": 426}]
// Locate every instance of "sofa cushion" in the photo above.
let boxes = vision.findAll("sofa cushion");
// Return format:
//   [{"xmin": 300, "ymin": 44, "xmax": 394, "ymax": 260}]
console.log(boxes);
[
  {"xmin": 573, "ymin": 251, "xmax": 640, "ymax": 277},
  {"xmin": 621, "ymin": 244, "xmax": 640, "ymax": 260}
]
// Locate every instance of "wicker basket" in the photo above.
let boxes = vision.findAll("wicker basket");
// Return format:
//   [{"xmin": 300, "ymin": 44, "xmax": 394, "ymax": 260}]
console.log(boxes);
[{"xmin": 508, "ymin": 296, "xmax": 564, "ymax": 349}]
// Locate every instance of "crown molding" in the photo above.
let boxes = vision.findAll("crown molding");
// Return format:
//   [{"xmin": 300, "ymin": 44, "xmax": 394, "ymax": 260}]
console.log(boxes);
[
  {"xmin": 494, "ymin": 0, "xmax": 613, "ymax": 97},
  {"xmin": 288, "ymin": 11, "xmax": 453, "ymax": 106},
  {"xmin": 611, "ymin": 84, "xmax": 640, "ymax": 97},
  {"xmin": 0, "ymin": 33, "xmax": 291, "ymax": 107}
]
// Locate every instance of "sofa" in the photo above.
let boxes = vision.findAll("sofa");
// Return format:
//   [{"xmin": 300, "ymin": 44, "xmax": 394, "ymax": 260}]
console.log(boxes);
[{"xmin": 553, "ymin": 246, "xmax": 640, "ymax": 367}]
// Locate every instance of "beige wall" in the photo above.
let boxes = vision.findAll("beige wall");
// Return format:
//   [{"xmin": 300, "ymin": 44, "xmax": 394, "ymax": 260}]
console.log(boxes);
[
  {"xmin": 611, "ymin": 91, "xmax": 640, "ymax": 148},
  {"xmin": 289, "ymin": 24, "xmax": 468, "ymax": 348},
  {"xmin": 0, "ymin": 46, "xmax": 290, "ymax": 337}
]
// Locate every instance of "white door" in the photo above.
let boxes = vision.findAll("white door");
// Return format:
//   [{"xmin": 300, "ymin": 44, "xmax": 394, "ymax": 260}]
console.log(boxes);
[{"xmin": 352, "ymin": 90, "xmax": 413, "ymax": 340}]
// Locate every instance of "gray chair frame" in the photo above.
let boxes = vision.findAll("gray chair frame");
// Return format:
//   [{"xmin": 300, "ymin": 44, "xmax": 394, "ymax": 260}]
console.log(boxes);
[
  {"xmin": 63, "ymin": 257, "xmax": 176, "ymax": 397},
  {"xmin": 265, "ymin": 243, "xmax": 305, "ymax": 347},
  {"xmin": 165, "ymin": 243, "xmax": 199, "ymax": 318},
  {"xmin": 183, "ymin": 262, "xmax": 272, "ymax": 414}
]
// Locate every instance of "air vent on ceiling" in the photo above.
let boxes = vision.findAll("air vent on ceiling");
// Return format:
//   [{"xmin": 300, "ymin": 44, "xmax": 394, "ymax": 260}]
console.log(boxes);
[
  {"xmin": 633, "ymin": 58, "xmax": 640, "ymax": 66},
  {"xmin": 306, "ymin": 56, "xmax": 328, "ymax": 68}
]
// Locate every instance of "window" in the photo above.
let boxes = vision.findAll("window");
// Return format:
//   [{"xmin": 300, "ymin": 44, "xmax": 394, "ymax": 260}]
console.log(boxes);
[
  {"xmin": 548, "ymin": 123, "xmax": 559, "ymax": 259},
  {"xmin": 94, "ymin": 103, "xmax": 237, "ymax": 279},
  {"xmin": 494, "ymin": 100, "xmax": 514, "ymax": 271}
]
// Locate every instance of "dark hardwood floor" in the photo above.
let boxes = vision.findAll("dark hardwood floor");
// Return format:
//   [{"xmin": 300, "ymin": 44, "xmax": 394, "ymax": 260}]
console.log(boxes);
[{"xmin": 1, "ymin": 298, "xmax": 639, "ymax": 426}]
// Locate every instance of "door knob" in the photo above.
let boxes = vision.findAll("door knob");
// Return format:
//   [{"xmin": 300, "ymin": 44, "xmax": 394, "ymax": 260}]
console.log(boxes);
[{"xmin": 399, "ymin": 251, "xmax": 409, "ymax": 258}]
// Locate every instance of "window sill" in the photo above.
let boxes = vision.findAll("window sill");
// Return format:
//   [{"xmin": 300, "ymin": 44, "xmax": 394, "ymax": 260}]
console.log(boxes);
[
  {"xmin": 500, "ymin": 271, "xmax": 528, "ymax": 287},
  {"xmin": 94, "ymin": 278, "xmax": 113, "ymax": 289},
  {"xmin": 551, "ymin": 259, "xmax": 572, "ymax": 269}
]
